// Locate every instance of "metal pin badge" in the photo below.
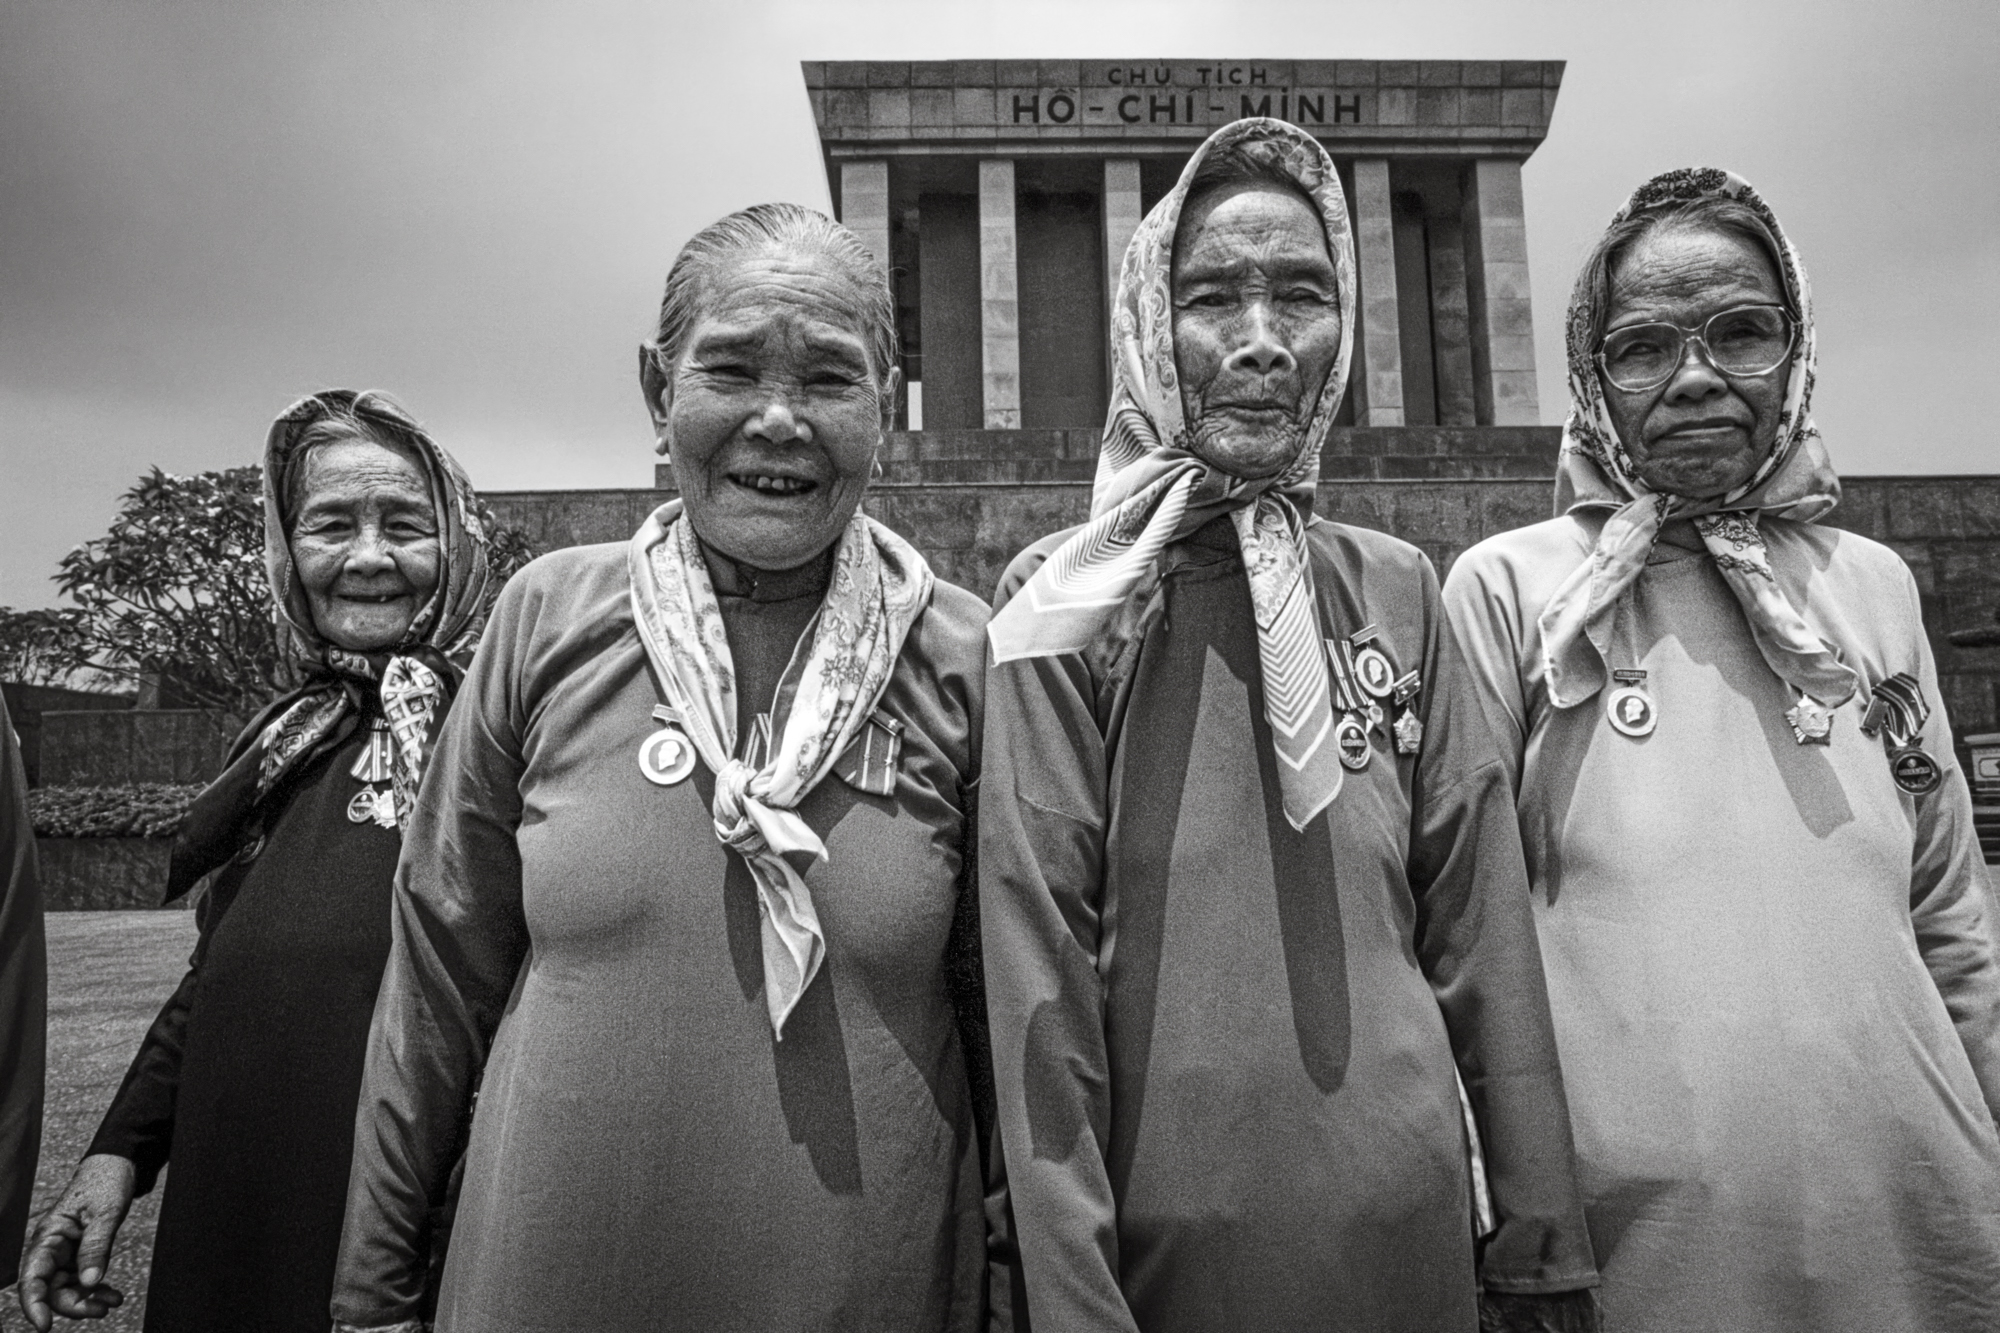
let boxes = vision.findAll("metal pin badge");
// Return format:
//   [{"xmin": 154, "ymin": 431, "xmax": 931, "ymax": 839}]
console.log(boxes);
[
  {"xmin": 1605, "ymin": 668, "xmax": 1657, "ymax": 738},
  {"xmin": 1889, "ymin": 748, "xmax": 1942, "ymax": 795},
  {"xmin": 1394, "ymin": 708, "xmax": 1424, "ymax": 755},
  {"xmin": 1335, "ymin": 712, "xmax": 1373, "ymax": 771}
]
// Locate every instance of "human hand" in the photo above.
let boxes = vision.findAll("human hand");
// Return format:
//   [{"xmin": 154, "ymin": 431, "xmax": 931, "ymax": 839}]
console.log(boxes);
[
  {"xmin": 17, "ymin": 1154, "xmax": 136, "ymax": 1330},
  {"xmin": 1479, "ymin": 1287, "xmax": 1601, "ymax": 1333}
]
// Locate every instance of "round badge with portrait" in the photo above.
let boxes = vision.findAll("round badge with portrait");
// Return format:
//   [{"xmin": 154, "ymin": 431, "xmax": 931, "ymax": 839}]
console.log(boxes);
[
  {"xmin": 1335, "ymin": 712, "xmax": 1373, "ymax": 771},
  {"xmin": 1353, "ymin": 646, "xmax": 1398, "ymax": 699},
  {"xmin": 1605, "ymin": 685, "xmax": 1657, "ymax": 738},
  {"xmin": 638, "ymin": 727, "xmax": 698, "ymax": 786}
]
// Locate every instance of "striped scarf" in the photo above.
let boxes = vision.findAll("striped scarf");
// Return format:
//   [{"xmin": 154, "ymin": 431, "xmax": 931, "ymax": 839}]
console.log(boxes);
[{"xmin": 986, "ymin": 118, "xmax": 1357, "ymax": 831}]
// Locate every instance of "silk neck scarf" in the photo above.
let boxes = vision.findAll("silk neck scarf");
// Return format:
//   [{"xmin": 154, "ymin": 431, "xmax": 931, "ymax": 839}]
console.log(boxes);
[
  {"xmin": 256, "ymin": 390, "xmax": 493, "ymax": 827},
  {"xmin": 627, "ymin": 501, "xmax": 934, "ymax": 1036},
  {"xmin": 986, "ymin": 118, "xmax": 1357, "ymax": 831},
  {"xmin": 1541, "ymin": 167, "xmax": 1858, "ymax": 713}
]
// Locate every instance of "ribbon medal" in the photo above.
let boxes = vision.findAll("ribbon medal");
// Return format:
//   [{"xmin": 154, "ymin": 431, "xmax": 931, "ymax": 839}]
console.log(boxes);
[
  {"xmin": 639, "ymin": 704, "xmax": 698, "ymax": 786},
  {"xmin": 1605, "ymin": 669, "xmax": 1657, "ymax": 738},
  {"xmin": 346, "ymin": 720, "xmax": 399, "ymax": 828},
  {"xmin": 1861, "ymin": 673, "xmax": 1940, "ymax": 795},
  {"xmin": 1325, "ymin": 635, "xmax": 1374, "ymax": 771}
]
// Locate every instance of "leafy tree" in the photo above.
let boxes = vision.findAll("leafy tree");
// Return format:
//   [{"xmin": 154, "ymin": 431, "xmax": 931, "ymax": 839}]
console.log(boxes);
[
  {"xmin": 0, "ymin": 465, "xmax": 537, "ymax": 716},
  {"xmin": 0, "ymin": 607, "xmax": 85, "ymax": 687}
]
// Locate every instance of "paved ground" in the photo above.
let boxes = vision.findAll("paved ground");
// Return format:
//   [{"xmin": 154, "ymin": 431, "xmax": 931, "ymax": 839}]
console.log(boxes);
[{"xmin": 6, "ymin": 911, "xmax": 196, "ymax": 1332}]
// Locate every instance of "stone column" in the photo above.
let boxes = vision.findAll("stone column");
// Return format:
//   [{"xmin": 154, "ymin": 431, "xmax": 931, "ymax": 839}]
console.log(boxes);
[
  {"xmin": 1102, "ymin": 158, "xmax": 1143, "ymax": 392},
  {"xmin": 1349, "ymin": 159, "xmax": 1405, "ymax": 427},
  {"xmin": 1425, "ymin": 208, "xmax": 1478, "ymax": 427},
  {"xmin": 1461, "ymin": 158, "xmax": 1540, "ymax": 425},
  {"xmin": 979, "ymin": 159, "xmax": 1022, "ymax": 430},
  {"xmin": 839, "ymin": 160, "xmax": 891, "ymax": 275},
  {"xmin": 1103, "ymin": 159, "xmax": 1143, "ymax": 311}
]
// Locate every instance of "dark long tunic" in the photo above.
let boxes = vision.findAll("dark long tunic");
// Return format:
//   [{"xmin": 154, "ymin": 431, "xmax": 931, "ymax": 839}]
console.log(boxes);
[
  {"xmin": 982, "ymin": 515, "xmax": 1597, "ymax": 1332},
  {"xmin": 89, "ymin": 710, "xmax": 403, "ymax": 1333},
  {"xmin": 332, "ymin": 541, "xmax": 994, "ymax": 1333},
  {"xmin": 0, "ymin": 693, "xmax": 46, "ymax": 1288}
]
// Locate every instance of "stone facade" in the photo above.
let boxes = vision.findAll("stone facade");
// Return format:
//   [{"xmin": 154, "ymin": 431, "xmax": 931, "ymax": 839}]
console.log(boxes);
[
  {"xmin": 485, "ymin": 436, "xmax": 2000, "ymax": 753},
  {"xmin": 806, "ymin": 60, "xmax": 1559, "ymax": 437}
]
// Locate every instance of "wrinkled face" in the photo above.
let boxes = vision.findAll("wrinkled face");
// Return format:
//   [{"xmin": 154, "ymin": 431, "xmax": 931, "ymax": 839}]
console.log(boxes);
[
  {"xmin": 1171, "ymin": 180, "xmax": 1343, "ymax": 480},
  {"xmin": 1600, "ymin": 224, "xmax": 1790, "ymax": 499},
  {"xmin": 289, "ymin": 438, "xmax": 441, "ymax": 652},
  {"xmin": 644, "ymin": 248, "xmax": 894, "ymax": 572}
]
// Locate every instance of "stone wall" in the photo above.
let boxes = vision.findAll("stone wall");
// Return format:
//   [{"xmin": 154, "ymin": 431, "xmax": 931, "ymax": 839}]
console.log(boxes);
[
  {"xmin": 483, "ymin": 428, "xmax": 2000, "ymax": 744},
  {"xmin": 1, "ymin": 682, "xmax": 134, "ymax": 785},
  {"xmin": 39, "ymin": 709, "xmax": 236, "ymax": 786}
]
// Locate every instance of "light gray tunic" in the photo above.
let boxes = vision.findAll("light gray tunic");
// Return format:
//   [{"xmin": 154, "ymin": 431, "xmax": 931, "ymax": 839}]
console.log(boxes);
[{"xmin": 1445, "ymin": 513, "xmax": 2000, "ymax": 1332}]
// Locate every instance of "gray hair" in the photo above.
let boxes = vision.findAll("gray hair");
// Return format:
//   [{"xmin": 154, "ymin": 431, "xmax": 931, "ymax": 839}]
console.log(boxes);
[
  {"xmin": 280, "ymin": 400, "xmax": 424, "ymax": 531},
  {"xmin": 1573, "ymin": 194, "xmax": 1792, "ymax": 348},
  {"xmin": 651, "ymin": 202, "xmax": 897, "ymax": 384}
]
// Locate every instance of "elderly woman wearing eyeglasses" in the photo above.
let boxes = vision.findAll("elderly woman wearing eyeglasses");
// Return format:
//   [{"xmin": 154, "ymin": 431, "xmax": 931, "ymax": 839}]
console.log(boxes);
[
  {"xmin": 20, "ymin": 392, "xmax": 494, "ymax": 1333},
  {"xmin": 1443, "ymin": 167, "xmax": 2000, "ymax": 1332}
]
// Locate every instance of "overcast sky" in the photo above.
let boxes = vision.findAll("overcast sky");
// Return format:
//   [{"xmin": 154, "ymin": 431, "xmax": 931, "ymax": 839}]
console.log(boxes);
[{"xmin": 3, "ymin": 0, "xmax": 1995, "ymax": 607}]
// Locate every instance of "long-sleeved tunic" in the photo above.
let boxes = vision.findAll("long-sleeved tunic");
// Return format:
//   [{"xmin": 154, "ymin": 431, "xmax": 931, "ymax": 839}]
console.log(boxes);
[
  {"xmin": 1443, "ymin": 514, "xmax": 2000, "ymax": 1331},
  {"xmin": 89, "ymin": 709, "xmax": 405, "ymax": 1333},
  {"xmin": 332, "ymin": 541, "xmax": 993, "ymax": 1333},
  {"xmin": 0, "ymin": 693, "xmax": 45, "ymax": 1289},
  {"xmin": 981, "ymin": 514, "xmax": 1597, "ymax": 1332}
]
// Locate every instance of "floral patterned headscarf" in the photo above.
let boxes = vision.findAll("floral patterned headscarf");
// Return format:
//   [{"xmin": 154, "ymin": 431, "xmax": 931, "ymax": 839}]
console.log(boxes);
[
  {"xmin": 1540, "ymin": 167, "xmax": 1859, "ymax": 714},
  {"xmin": 986, "ymin": 117, "xmax": 1358, "ymax": 831},
  {"xmin": 255, "ymin": 390, "xmax": 493, "ymax": 823},
  {"xmin": 164, "ymin": 391, "xmax": 494, "ymax": 903}
]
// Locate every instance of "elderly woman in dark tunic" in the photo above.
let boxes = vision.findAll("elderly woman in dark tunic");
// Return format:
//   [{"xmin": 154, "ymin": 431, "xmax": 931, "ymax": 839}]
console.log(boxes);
[
  {"xmin": 1, "ymin": 690, "xmax": 46, "ymax": 1300},
  {"xmin": 980, "ymin": 117, "xmax": 1597, "ymax": 1332},
  {"xmin": 1444, "ymin": 168, "xmax": 2000, "ymax": 1332},
  {"xmin": 331, "ymin": 203, "xmax": 995, "ymax": 1333},
  {"xmin": 18, "ymin": 390, "xmax": 492, "ymax": 1333}
]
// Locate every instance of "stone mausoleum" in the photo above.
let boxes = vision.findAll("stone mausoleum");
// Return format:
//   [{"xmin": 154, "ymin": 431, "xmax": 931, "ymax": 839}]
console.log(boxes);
[{"xmin": 806, "ymin": 58, "xmax": 1559, "ymax": 433}]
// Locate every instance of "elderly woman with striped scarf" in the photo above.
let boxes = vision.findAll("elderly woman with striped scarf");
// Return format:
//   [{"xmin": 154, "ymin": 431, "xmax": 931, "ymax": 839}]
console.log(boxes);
[
  {"xmin": 20, "ymin": 391, "xmax": 493, "ymax": 1333},
  {"xmin": 1443, "ymin": 168, "xmax": 2000, "ymax": 1330},
  {"xmin": 330, "ymin": 204, "xmax": 996, "ymax": 1333},
  {"xmin": 979, "ymin": 118, "xmax": 1598, "ymax": 1332}
]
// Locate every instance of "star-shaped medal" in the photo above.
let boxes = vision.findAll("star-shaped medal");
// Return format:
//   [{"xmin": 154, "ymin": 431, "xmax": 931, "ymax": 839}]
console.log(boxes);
[
  {"xmin": 1394, "ymin": 707, "xmax": 1424, "ymax": 755},
  {"xmin": 1787, "ymin": 695, "xmax": 1834, "ymax": 745}
]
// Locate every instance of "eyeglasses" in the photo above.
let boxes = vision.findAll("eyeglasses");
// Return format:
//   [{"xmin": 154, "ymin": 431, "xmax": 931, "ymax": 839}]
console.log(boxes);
[{"xmin": 1596, "ymin": 303, "xmax": 1796, "ymax": 393}]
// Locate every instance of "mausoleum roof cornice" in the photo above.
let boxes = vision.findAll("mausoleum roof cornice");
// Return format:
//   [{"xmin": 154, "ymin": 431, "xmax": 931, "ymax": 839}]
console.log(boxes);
[{"xmin": 805, "ymin": 58, "xmax": 1563, "ymax": 158}]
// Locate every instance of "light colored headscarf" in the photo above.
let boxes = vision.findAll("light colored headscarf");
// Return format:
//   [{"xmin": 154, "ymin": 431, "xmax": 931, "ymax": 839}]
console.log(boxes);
[
  {"xmin": 1541, "ymin": 167, "xmax": 1859, "ymax": 714},
  {"xmin": 257, "ymin": 389, "xmax": 493, "ymax": 826},
  {"xmin": 628, "ymin": 502, "xmax": 934, "ymax": 1036},
  {"xmin": 986, "ymin": 117, "xmax": 1357, "ymax": 831}
]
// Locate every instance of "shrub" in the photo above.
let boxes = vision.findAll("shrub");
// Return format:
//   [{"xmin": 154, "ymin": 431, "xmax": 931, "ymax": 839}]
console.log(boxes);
[{"xmin": 29, "ymin": 783, "xmax": 205, "ymax": 839}]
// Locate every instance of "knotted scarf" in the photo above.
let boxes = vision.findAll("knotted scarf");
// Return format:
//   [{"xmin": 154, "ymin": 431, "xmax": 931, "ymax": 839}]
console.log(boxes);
[
  {"xmin": 166, "ymin": 391, "xmax": 493, "ymax": 901},
  {"xmin": 1540, "ymin": 167, "xmax": 1859, "ymax": 712},
  {"xmin": 986, "ymin": 118, "xmax": 1357, "ymax": 831},
  {"xmin": 627, "ymin": 501, "xmax": 934, "ymax": 1036}
]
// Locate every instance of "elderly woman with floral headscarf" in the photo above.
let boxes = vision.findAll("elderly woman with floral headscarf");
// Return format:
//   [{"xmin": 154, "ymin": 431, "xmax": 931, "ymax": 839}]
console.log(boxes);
[
  {"xmin": 330, "ymin": 203, "xmax": 995, "ymax": 1333},
  {"xmin": 980, "ymin": 118, "xmax": 1598, "ymax": 1332},
  {"xmin": 1443, "ymin": 167, "xmax": 2000, "ymax": 1331},
  {"xmin": 18, "ymin": 391, "xmax": 493, "ymax": 1333}
]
